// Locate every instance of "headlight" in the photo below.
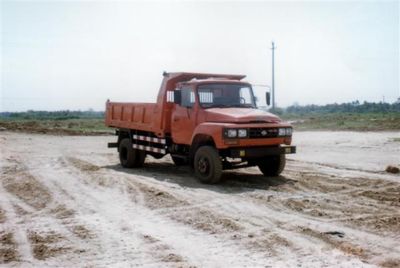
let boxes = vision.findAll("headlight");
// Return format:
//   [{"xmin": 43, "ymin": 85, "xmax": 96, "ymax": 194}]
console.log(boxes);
[
  {"xmin": 238, "ymin": 129, "xmax": 247, "ymax": 138},
  {"xmin": 227, "ymin": 129, "xmax": 237, "ymax": 138},
  {"xmin": 286, "ymin": 128, "xmax": 292, "ymax": 136},
  {"xmin": 224, "ymin": 128, "xmax": 248, "ymax": 138},
  {"xmin": 278, "ymin": 128, "xmax": 286, "ymax": 136}
]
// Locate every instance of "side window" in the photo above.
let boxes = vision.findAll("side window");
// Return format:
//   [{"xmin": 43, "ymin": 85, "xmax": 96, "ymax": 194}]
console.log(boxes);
[
  {"xmin": 239, "ymin": 87, "xmax": 253, "ymax": 104},
  {"xmin": 199, "ymin": 90, "xmax": 214, "ymax": 104},
  {"xmin": 181, "ymin": 87, "xmax": 195, "ymax": 107},
  {"xmin": 166, "ymin": 91, "xmax": 174, "ymax": 102}
]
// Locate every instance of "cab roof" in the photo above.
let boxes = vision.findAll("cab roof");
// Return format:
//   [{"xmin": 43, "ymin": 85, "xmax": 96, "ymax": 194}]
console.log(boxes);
[
  {"xmin": 180, "ymin": 77, "xmax": 250, "ymax": 87},
  {"xmin": 163, "ymin": 71, "xmax": 246, "ymax": 81},
  {"xmin": 162, "ymin": 71, "xmax": 250, "ymax": 89}
]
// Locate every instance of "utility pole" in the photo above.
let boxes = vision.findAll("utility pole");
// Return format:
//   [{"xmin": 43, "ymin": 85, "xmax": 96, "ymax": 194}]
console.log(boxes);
[{"xmin": 271, "ymin": 41, "xmax": 277, "ymax": 109}]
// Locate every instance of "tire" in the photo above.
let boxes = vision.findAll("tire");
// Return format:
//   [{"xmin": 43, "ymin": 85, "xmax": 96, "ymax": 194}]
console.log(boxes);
[
  {"xmin": 119, "ymin": 138, "xmax": 146, "ymax": 168},
  {"xmin": 194, "ymin": 146, "xmax": 222, "ymax": 184},
  {"xmin": 257, "ymin": 154, "xmax": 286, "ymax": 176},
  {"xmin": 171, "ymin": 156, "xmax": 186, "ymax": 166}
]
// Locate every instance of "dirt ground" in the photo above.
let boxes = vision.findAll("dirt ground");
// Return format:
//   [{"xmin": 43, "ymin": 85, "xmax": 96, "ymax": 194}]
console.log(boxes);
[{"xmin": 0, "ymin": 131, "xmax": 399, "ymax": 267}]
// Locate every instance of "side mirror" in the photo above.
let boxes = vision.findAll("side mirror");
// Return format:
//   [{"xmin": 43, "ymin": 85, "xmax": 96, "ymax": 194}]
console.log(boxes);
[
  {"xmin": 266, "ymin": 92, "xmax": 271, "ymax": 106},
  {"xmin": 174, "ymin": 90, "xmax": 182, "ymax": 105}
]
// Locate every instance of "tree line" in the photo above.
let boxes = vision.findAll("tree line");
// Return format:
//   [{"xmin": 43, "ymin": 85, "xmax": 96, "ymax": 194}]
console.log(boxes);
[
  {"xmin": 0, "ymin": 110, "xmax": 104, "ymax": 120},
  {"xmin": 281, "ymin": 101, "xmax": 400, "ymax": 115},
  {"xmin": 0, "ymin": 101, "xmax": 399, "ymax": 120}
]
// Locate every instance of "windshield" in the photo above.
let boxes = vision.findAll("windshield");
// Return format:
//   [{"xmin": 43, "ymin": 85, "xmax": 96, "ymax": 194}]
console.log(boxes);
[{"xmin": 197, "ymin": 83, "xmax": 256, "ymax": 108}]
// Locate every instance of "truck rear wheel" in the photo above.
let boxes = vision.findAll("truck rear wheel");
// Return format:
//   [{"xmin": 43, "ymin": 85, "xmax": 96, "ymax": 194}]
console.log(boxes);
[
  {"xmin": 119, "ymin": 138, "xmax": 145, "ymax": 168},
  {"xmin": 257, "ymin": 154, "xmax": 286, "ymax": 176},
  {"xmin": 194, "ymin": 146, "xmax": 222, "ymax": 184}
]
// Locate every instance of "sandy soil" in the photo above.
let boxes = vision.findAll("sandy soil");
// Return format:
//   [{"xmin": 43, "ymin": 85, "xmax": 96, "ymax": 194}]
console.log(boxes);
[{"xmin": 0, "ymin": 131, "xmax": 399, "ymax": 267}]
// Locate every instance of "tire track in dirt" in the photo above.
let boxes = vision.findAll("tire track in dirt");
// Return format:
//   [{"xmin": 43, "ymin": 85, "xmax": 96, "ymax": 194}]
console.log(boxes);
[
  {"xmin": 281, "ymin": 167, "xmax": 393, "ymax": 200},
  {"xmin": 117, "ymin": 155, "xmax": 398, "ymax": 267},
  {"xmin": 139, "ymin": 233, "xmax": 193, "ymax": 267},
  {"xmin": 0, "ymin": 207, "xmax": 5, "ymax": 224},
  {"xmin": 27, "ymin": 231, "xmax": 70, "ymax": 261},
  {"xmin": 0, "ymin": 156, "xmax": 94, "ymax": 264},
  {"xmin": 112, "ymin": 165, "xmax": 318, "ymax": 255},
  {"xmin": 100, "ymin": 164, "xmax": 366, "ymax": 265},
  {"xmin": 68, "ymin": 156, "xmax": 245, "ymax": 236},
  {"xmin": 0, "ymin": 231, "xmax": 18, "ymax": 264},
  {"xmin": 238, "ymin": 167, "xmax": 400, "ymax": 266},
  {"xmin": 25, "ymin": 160, "xmax": 121, "ymax": 264},
  {"xmin": 286, "ymin": 158, "xmax": 400, "ymax": 183},
  {"xmin": 124, "ymin": 178, "xmax": 244, "ymax": 235},
  {"xmin": 0, "ymin": 191, "xmax": 32, "ymax": 264},
  {"xmin": 115, "ymin": 158, "xmax": 400, "ymax": 266},
  {"xmin": 2, "ymin": 160, "xmax": 52, "ymax": 211},
  {"xmin": 0, "ymin": 158, "xmax": 49, "ymax": 264},
  {"xmin": 30, "ymin": 155, "xmax": 199, "ymax": 266},
  {"xmin": 60, "ymin": 156, "xmax": 272, "ymax": 266},
  {"xmin": 299, "ymin": 226, "xmax": 367, "ymax": 257},
  {"xmin": 279, "ymin": 169, "xmax": 400, "ymax": 234},
  {"xmin": 74, "ymin": 159, "xmax": 245, "ymax": 262},
  {"xmin": 33, "ymin": 176, "xmax": 141, "ymax": 263}
]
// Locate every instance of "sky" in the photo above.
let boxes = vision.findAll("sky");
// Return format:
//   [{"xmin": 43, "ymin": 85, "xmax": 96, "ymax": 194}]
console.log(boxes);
[{"xmin": 1, "ymin": 0, "xmax": 399, "ymax": 112}]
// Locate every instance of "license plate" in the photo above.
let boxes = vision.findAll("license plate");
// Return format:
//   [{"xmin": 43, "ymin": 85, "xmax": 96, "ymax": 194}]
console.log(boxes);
[{"xmin": 285, "ymin": 147, "xmax": 292, "ymax": 153}]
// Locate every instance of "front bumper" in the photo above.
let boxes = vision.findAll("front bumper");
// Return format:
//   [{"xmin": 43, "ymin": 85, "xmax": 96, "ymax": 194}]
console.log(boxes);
[{"xmin": 229, "ymin": 145, "xmax": 296, "ymax": 158}]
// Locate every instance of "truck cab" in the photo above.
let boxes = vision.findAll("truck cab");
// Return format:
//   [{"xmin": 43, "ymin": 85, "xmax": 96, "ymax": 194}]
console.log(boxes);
[{"xmin": 170, "ymin": 77, "xmax": 295, "ymax": 183}]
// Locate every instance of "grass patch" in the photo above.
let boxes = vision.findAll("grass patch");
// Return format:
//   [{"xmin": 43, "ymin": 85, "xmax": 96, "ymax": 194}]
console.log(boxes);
[
  {"xmin": 281, "ymin": 113, "xmax": 400, "ymax": 131},
  {"xmin": 0, "ymin": 118, "xmax": 112, "ymax": 135},
  {"xmin": 1, "ymin": 111, "xmax": 399, "ymax": 134}
]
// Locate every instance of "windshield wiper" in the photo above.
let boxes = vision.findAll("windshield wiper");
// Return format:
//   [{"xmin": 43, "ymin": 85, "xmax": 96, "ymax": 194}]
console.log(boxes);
[
  {"xmin": 213, "ymin": 104, "xmax": 254, "ymax": 108},
  {"xmin": 212, "ymin": 104, "xmax": 231, "ymax": 108}
]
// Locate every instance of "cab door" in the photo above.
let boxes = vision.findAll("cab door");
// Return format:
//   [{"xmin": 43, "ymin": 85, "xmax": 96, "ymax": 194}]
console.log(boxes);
[{"xmin": 171, "ymin": 86, "xmax": 197, "ymax": 145}]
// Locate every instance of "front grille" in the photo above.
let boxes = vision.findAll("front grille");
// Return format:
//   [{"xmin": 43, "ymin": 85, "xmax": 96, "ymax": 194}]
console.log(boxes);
[{"xmin": 249, "ymin": 128, "xmax": 278, "ymax": 138}]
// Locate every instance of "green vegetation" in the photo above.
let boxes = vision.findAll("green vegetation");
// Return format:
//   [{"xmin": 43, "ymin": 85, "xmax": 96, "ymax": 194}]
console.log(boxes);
[
  {"xmin": 284, "ymin": 101, "xmax": 400, "ymax": 114},
  {"xmin": 0, "ymin": 110, "xmax": 111, "ymax": 135},
  {"xmin": 281, "ymin": 113, "xmax": 400, "ymax": 131},
  {"xmin": 0, "ymin": 110, "xmax": 104, "ymax": 120},
  {"xmin": 0, "ymin": 101, "xmax": 399, "ymax": 135},
  {"xmin": 277, "ymin": 101, "xmax": 400, "ymax": 131},
  {"xmin": 0, "ymin": 119, "xmax": 111, "ymax": 135}
]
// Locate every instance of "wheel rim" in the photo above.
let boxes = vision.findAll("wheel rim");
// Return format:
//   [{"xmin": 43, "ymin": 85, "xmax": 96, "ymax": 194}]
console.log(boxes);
[{"xmin": 197, "ymin": 156, "xmax": 210, "ymax": 176}]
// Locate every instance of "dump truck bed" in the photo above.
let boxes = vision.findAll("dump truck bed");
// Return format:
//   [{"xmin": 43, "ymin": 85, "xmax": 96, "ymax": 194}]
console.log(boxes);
[{"xmin": 105, "ymin": 101, "xmax": 158, "ymax": 133}]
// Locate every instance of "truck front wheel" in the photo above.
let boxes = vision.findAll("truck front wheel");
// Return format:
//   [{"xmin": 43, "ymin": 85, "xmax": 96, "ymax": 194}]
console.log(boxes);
[
  {"xmin": 119, "ymin": 138, "xmax": 146, "ymax": 168},
  {"xmin": 194, "ymin": 146, "xmax": 222, "ymax": 184},
  {"xmin": 257, "ymin": 154, "xmax": 286, "ymax": 176}
]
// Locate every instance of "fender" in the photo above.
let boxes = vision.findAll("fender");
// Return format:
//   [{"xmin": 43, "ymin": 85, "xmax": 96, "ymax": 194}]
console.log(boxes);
[{"xmin": 190, "ymin": 122, "xmax": 226, "ymax": 149}]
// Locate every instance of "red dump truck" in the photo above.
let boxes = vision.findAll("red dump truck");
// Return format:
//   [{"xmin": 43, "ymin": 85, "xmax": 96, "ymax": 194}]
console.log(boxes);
[{"xmin": 105, "ymin": 72, "xmax": 296, "ymax": 183}]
